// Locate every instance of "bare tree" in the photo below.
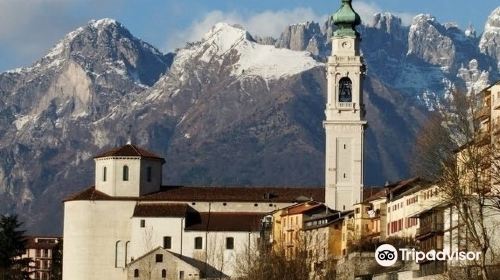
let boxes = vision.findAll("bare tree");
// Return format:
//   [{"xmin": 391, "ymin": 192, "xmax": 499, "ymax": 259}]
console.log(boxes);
[
  {"xmin": 138, "ymin": 226, "xmax": 155, "ymax": 280},
  {"xmin": 235, "ymin": 230, "xmax": 337, "ymax": 280},
  {"xmin": 412, "ymin": 90, "xmax": 500, "ymax": 280},
  {"xmin": 206, "ymin": 233, "xmax": 226, "ymax": 279}
]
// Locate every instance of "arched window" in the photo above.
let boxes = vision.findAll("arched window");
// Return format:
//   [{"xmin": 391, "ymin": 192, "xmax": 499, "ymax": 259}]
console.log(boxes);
[
  {"xmin": 115, "ymin": 241, "xmax": 125, "ymax": 268},
  {"xmin": 134, "ymin": 269, "xmax": 139, "ymax": 277},
  {"xmin": 103, "ymin": 167, "xmax": 107, "ymax": 182},
  {"xmin": 146, "ymin": 166, "xmax": 152, "ymax": 182},
  {"xmin": 338, "ymin": 77, "xmax": 352, "ymax": 103},
  {"xmin": 162, "ymin": 269, "xmax": 167, "ymax": 278},
  {"xmin": 123, "ymin": 165, "xmax": 129, "ymax": 181},
  {"xmin": 194, "ymin": 237, "xmax": 203, "ymax": 249}
]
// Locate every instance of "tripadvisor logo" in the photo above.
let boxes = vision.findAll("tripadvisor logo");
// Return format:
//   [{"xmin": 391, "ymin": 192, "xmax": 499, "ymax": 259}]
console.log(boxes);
[
  {"xmin": 375, "ymin": 244, "xmax": 398, "ymax": 267},
  {"xmin": 375, "ymin": 244, "xmax": 482, "ymax": 267}
]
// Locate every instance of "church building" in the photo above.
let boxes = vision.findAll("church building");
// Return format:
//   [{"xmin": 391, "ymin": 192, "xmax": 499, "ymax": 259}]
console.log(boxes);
[{"xmin": 62, "ymin": 0, "xmax": 366, "ymax": 279}]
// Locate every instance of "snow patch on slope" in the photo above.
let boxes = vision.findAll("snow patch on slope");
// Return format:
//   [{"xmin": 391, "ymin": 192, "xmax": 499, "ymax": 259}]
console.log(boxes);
[{"xmin": 174, "ymin": 23, "xmax": 322, "ymax": 80}]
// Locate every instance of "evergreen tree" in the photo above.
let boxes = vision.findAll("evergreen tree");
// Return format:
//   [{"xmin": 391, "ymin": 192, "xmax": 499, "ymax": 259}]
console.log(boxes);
[
  {"xmin": 49, "ymin": 240, "xmax": 62, "ymax": 280},
  {"xmin": 0, "ymin": 214, "xmax": 29, "ymax": 280}
]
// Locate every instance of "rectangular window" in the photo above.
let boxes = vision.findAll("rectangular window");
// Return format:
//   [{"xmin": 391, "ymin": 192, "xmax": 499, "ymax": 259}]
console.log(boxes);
[
  {"xmin": 140, "ymin": 219, "xmax": 145, "ymax": 228},
  {"xmin": 194, "ymin": 237, "xmax": 203, "ymax": 250},
  {"xmin": 163, "ymin": 236, "xmax": 172, "ymax": 249},
  {"xmin": 179, "ymin": 271, "xmax": 185, "ymax": 280},
  {"xmin": 147, "ymin": 166, "xmax": 152, "ymax": 182},
  {"xmin": 226, "ymin": 237, "xmax": 234, "ymax": 250},
  {"xmin": 155, "ymin": 254, "xmax": 163, "ymax": 263}
]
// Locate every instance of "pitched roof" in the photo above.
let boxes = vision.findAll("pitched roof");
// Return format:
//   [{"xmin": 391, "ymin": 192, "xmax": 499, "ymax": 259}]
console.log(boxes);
[
  {"xmin": 143, "ymin": 186, "xmax": 325, "ymax": 203},
  {"xmin": 129, "ymin": 247, "xmax": 227, "ymax": 279},
  {"xmin": 170, "ymin": 252, "xmax": 228, "ymax": 279},
  {"xmin": 133, "ymin": 203, "xmax": 189, "ymax": 217},
  {"xmin": 64, "ymin": 185, "xmax": 324, "ymax": 203},
  {"xmin": 63, "ymin": 186, "xmax": 111, "ymax": 201},
  {"xmin": 93, "ymin": 144, "xmax": 165, "ymax": 162},
  {"xmin": 280, "ymin": 201, "xmax": 325, "ymax": 216},
  {"xmin": 185, "ymin": 212, "xmax": 265, "ymax": 232},
  {"xmin": 387, "ymin": 177, "xmax": 428, "ymax": 200}
]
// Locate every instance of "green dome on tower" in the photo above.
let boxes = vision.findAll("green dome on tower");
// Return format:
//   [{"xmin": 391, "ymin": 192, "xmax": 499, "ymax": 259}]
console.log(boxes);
[{"xmin": 332, "ymin": 0, "xmax": 361, "ymax": 38}]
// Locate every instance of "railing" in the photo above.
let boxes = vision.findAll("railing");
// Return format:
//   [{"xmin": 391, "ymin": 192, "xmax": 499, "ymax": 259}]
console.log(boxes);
[
  {"xmin": 338, "ymin": 102, "xmax": 353, "ymax": 109},
  {"xmin": 475, "ymin": 106, "xmax": 490, "ymax": 120},
  {"xmin": 416, "ymin": 222, "xmax": 444, "ymax": 238},
  {"xmin": 493, "ymin": 119, "xmax": 500, "ymax": 134}
]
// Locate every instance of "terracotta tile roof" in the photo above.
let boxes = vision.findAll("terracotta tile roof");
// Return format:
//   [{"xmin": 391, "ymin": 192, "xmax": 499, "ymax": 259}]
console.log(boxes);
[
  {"xmin": 388, "ymin": 177, "xmax": 426, "ymax": 198},
  {"xmin": 93, "ymin": 144, "xmax": 165, "ymax": 162},
  {"xmin": 64, "ymin": 185, "xmax": 324, "ymax": 203},
  {"xmin": 280, "ymin": 201, "xmax": 325, "ymax": 216},
  {"xmin": 63, "ymin": 186, "xmax": 111, "ymax": 202},
  {"xmin": 185, "ymin": 212, "xmax": 265, "ymax": 232},
  {"xmin": 133, "ymin": 203, "xmax": 189, "ymax": 217},
  {"xmin": 363, "ymin": 188, "xmax": 387, "ymax": 202},
  {"xmin": 170, "ymin": 252, "xmax": 227, "ymax": 279},
  {"xmin": 143, "ymin": 186, "xmax": 325, "ymax": 203}
]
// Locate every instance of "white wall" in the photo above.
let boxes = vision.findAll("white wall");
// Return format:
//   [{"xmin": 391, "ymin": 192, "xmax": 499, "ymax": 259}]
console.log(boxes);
[
  {"xmin": 129, "ymin": 217, "xmax": 184, "ymax": 262},
  {"xmin": 324, "ymin": 35, "xmax": 365, "ymax": 211},
  {"xmin": 64, "ymin": 199, "xmax": 297, "ymax": 279},
  {"xmin": 128, "ymin": 215, "xmax": 259, "ymax": 278},
  {"xmin": 63, "ymin": 200, "xmax": 136, "ymax": 280},
  {"xmin": 95, "ymin": 157, "xmax": 162, "ymax": 197}
]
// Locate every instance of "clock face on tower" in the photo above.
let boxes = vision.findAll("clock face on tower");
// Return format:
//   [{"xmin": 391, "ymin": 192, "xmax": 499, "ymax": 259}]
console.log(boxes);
[
  {"xmin": 338, "ymin": 77, "xmax": 352, "ymax": 103},
  {"xmin": 341, "ymin": 41, "xmax": 351, "ymax": 49}
]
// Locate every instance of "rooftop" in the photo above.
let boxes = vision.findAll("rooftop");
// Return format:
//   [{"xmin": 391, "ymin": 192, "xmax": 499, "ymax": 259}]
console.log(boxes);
[
  {"xmin": 64, "ymin": 185, "xmax": 325, "ymax": 203},
  {"xmin": 132, "ymin": 203, "xmax": 190, "ymax": 217},
  {"xmin": 93, "ymin": 144, "xmax": 165, "ymax": 162},
  {"xmin": 185, "ymin": 212, "xmax": 264, "ymax": 232}
]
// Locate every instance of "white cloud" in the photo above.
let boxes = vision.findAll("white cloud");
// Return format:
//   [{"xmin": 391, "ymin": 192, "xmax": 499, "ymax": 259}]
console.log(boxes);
[
  {"xmin": 165, "ymin": 2, "xmax": 417, "ymax": 51},
  {"xmin": 165, "ymin": 8, "xmax": 328, "ymax": 51},
  {"xmin": 352, "ymin": 1, "xmax": 416, "ymax": 26},
  {"xmin": 0, "ymin": 0, "xmax": 122, "ymax": 71},
  {"xmin": 352, "ymin": 1, "xmax": 381, "ymax": 25},
  {"xmin": 0, "ymin": 1, "xmax": 74, "ymax": 53}
]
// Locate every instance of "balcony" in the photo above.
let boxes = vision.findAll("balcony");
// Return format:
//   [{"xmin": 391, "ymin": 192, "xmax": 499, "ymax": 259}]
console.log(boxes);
[
  {"xmin": 416, "ymin": 223, "xmax": 444, "ymax": 239},
  {"xmin": 338, "ymin": 102, "xmax": 353, "ymax": 109},
  {"xmin": 346, "ymin": 221, "xmax": 355, "ymax": 231},
  {"xmin": 476, "ymin": 130, "xmax": 491, "ymax": 146},
  {"xmin": 493, "ymin": 119, "xmax": 500, "ymax": 135},
  {"xmin": 475, "ymin": 106, "xmax": 490, "ymax": 120}
]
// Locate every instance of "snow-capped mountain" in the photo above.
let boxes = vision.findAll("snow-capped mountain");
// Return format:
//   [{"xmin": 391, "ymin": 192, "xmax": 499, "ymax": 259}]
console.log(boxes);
[
  {"xmin": 0, "ymin": 18, "xmax": 172, "ymax": 232},
  {"xmin": 0, "ymin": 7, "xmax": 499, "ymax": 234},
  {"xmin": 270, "ymin": 10, "xmax": 499, "ymax": 101},
  {"xmin": 480, "ymin": 7, "xmax": 500, "ymax": 68}
]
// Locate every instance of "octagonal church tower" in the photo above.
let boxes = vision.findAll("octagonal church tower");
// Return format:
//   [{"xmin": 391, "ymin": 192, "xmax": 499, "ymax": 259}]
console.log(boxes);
[
  {"xmin": 324, "ymin": 0, "xmax": 366, "ymax": 211},
  {"xmin": 94, "ymin": 143, "xmax": 165, "ymax": 197}
]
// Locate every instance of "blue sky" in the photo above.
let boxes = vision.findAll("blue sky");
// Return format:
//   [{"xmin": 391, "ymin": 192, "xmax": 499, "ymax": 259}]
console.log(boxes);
[{"xmin": 0, "ymin": 0, "xmax": 498, "ymax": 72}]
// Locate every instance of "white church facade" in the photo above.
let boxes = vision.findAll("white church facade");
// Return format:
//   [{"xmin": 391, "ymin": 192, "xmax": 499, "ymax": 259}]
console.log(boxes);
[
  {"xmin": 62, "ymin": 0, "xmax": 367, "ymax": 279},
  {"xmin": 62, "ymin": 144, "xmax": 325, "ymax": 279}
]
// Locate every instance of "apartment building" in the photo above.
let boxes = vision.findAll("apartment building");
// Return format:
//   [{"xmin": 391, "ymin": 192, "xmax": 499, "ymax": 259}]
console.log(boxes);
[{"xmin": 21, "ymin": 236, "xmax": 62, "ymax": 280}]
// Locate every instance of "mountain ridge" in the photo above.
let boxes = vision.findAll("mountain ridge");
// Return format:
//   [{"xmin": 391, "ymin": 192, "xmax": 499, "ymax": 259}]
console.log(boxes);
[{"xmin": 0, "ymin": 8, "xmax": 499, "ymax": 234}]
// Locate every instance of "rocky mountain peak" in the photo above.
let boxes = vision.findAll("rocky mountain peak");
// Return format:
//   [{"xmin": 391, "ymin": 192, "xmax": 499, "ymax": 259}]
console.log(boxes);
[
  {"xmin": 89, "ymin": 18, "xmax": 120, "ymax": 29},
  {"xmin": 30, "ymin": 18, "xmax": 170, "ymax": 87},
  {"xmin": 372, "ymin": 13, "xmax": 401, "ymax": 31},
  {"xmin": 370, "ymin": 13, "xmax": 405, "ymax": 41},
  {"xmin": 408, "ymin": 13, "xmax": 456, "ymax": 67},
  {"xmin": 172, "ymin": 23, "xmax": 321, "ymax": 80},
  {"xmin": 480, "ymin": 7, "xmax": 500, "ymax": 67},
  {"xmin": 275, "ymin": 21, "xmax": 323, "ymax": 54}
]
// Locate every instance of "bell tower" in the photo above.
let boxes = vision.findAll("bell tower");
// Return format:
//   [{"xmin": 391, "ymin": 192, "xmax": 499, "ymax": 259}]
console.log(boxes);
[{"xmin": 324, "ymin": 0, "xmax": 366, "ymax": 210}]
